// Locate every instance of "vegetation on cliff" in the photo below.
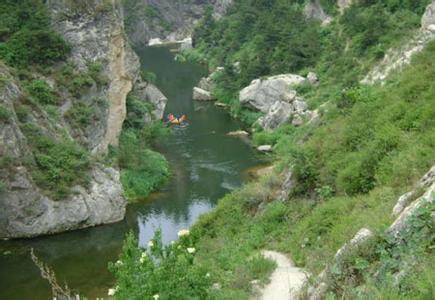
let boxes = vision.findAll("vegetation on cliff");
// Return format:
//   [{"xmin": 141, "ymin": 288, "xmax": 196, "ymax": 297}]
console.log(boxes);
[{"xmin": 113, "ymin": 94, "xmax": 170, "ymax": 202}]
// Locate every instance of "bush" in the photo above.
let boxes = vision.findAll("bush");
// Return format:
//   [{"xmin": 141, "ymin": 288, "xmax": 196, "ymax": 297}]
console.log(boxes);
[
  {"xmin": 65, "ymin": 102, "xmax": 96, "ymax": 128},
  {"xmin": 110, "ymin": 230, "xmax": 211, "ymax": 299},
  {"xmin": 26, "ymin": 80, "xmax": 57, "ymax": 105},
  {"xmin": 140, "ymin": 70, "xmax": 157, "ymax": 83},
  {"xmin": 0, "ymin": 104, "xmax": 11, "ymax": 122},
  {"xmin": 28, "ymin": 135, "xmax": 90, "ymax": 200},
  {"xmin": 69, "ymin": 76, "xmax": 94, "ymax": 98},
  {"xmin": 118, "ymin": 128, "xmax": 169, "ymax": 201},
  {"xmin": 0, "ymin": 29, "xmax": 71, "ymax": 67},
  {"xmin": 124, "ymin": 94, "xmax": 153, "ymax": 129}
]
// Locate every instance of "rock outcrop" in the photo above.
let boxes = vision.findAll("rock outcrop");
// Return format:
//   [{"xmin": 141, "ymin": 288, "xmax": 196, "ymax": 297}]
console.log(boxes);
[
  {"xmin": 132, "ymin": 81, "xmax": 168, "ymax": 120},
  {"xmin": 239, "ymin": 74, "xmax": 315, "ymax": 129},
  {"xmin": 122, "ymin": 0, "xmax": 233, "ymax": 47},
  {"xmin": 48, "ymin": 0, "xmax": 142, "ymax": 153},
  {"xmin": 0, "ymin": 63, "xmax": 127, "ymax": 238},
  {"xmin": 308, "ymin": 165, "xmax": 435, "ymax": 299},
  {"xmin": 192, "ymin": 67, "xmax": 224, "ymax": 101},
  {"xmin": 304, "ymin": 0, "xmax": 333, "ymax": 26},
  {"xmin": 362, "ymin": 1, "xmax": 435, "ymax": 85},
  {"xmin": 0, "ymin": 0, "xmax": 168, "ymax": 238},
  {"xmin": 193, "ymin": 87, "xmax": 216, "ymax": 101},
  {"xmin": 0, "ymin": 165, "xmax": 125, "ymax": 238}
]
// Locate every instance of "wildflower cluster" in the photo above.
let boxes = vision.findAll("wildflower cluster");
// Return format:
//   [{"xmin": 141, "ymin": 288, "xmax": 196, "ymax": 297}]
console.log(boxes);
[{"xmin": 108, "ymin": 229, "xmax": 212, "ymax": 299}]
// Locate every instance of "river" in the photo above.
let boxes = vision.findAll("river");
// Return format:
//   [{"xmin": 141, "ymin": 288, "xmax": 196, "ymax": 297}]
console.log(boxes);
[{"xmin": 0, "ymin": 45, "xmax": 262, "ymax": 299}]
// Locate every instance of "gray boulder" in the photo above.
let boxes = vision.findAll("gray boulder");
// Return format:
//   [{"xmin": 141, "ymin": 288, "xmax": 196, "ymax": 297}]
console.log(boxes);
[
  {"xmin": 240, "ymin": 74, "xmax": 306, "ymax": 113},
  {"xmin": 422, "ymin": 2, "xmax": 435, "ymax": 31},
  {"xmin": 257, "ymin": 101, "xmax": 293, "ymax": 130},
  {"xmin": 239, "ymin": 73, "xmax": 315, "ymax": 129},
  {"xmin": 133, "ymin": 81, "xmax": 168, "ymax": 120},
  {"xmin": 193, "ymin": 87, "xmax": 216, "ymax": 101},
  {"xmin": 257, "ymin": 145, "xmax": 273, "ymax": 152}
]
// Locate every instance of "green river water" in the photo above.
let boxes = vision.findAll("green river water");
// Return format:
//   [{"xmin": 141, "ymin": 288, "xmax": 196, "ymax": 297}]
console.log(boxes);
[{"xmin": 0, "ymin": 45, "xmax": 262, "ymax": 299}]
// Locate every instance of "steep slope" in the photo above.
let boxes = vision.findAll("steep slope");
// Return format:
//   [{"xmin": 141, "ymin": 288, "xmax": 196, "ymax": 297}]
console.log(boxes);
[
  {"xmin": 0, "ymin": 0, "xmax": 166, "ymax": 238},
  {"xmin": 110, "ymin": 1, "xmax": 434, "ymax": 299}
]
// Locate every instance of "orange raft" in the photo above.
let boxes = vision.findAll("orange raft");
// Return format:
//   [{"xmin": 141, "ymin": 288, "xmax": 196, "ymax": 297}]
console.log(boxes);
[{"xmin": 167, "ymin": 114, "xmax": 186, "ymax": 125}]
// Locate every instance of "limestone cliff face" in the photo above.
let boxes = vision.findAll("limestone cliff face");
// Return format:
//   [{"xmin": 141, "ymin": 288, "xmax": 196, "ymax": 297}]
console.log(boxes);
[
  {"xmin": 0, "ymin": 0, "xmax": 167, "ymax": 238},
  {"xmin": 0, "ymin": 64, "xmax": 126, "ymax": 238},
  {"xmin": 122, "ymin": 0, "xmax": 233, "ymax": 47},
  {"xmin": 48, "ymin": 0, "xmax": 142, "ymax": 153}
]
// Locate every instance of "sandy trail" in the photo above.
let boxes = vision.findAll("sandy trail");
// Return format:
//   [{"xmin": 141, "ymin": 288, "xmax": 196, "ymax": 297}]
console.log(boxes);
[{"xmin": 253, "ymin": 250, "xmax": 307, "ymax": 300}]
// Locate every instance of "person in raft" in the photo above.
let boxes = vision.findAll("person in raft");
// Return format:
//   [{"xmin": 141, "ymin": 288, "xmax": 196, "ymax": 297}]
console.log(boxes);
[{"xmin": 166, "ymin": 113, "xmax": 186, "ymax": 125}]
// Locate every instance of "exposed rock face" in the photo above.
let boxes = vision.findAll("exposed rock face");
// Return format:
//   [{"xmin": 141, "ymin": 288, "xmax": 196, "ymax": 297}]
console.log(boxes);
[
  {"xmin": 308, "ymin": 165, "xmax": 435, "ymax": 299},
  {"xmin": 362, "ymin": 1, "xmax": 435, "ymax": 85},
  {"xmin": 122, "ymin": 0, "xmax": 233, "ymax": 47},
  {"xmin": 48, "ymin": 0, "xmax": 142, "ymax": 153},
  {"xmin": 0, "ymin": 166, "xmax": 125, "ymax": 238},
  {"xmin": 239, "ymin": 74, "xmax": 314, "ymax": 129},
  {"xmin": 0, "ymin": 0, "xmax": 170, "ymax": 238},
  {"xmin": 308, "ymin": 228, "xmax": 374, "ymax": 300},
  {"xmin": 304, "ymin": 0, "xmax": 333, "ymax": 26},
  {"xmin": 0, "ymin": 65, "xmax": 127, "ymax": 238},
  {"xmin": 132, "ymin": 81, "xmax": 168, "ymax": 120}
]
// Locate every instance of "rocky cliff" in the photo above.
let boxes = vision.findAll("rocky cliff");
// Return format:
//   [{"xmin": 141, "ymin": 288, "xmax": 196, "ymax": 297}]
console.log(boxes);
[
  {"xmin": 0, "ymin": 0, "xmax": 166, "ymax": 238},
  {"xmin": 122, "ymin": 0, "xmax": 233, "ymax": 47},
  {"xmin": 362, "ymin": 1, "xmax": 435, "ymax": 84}
]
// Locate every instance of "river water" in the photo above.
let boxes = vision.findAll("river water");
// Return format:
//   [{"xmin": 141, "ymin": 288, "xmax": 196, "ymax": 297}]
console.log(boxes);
[{"xmin": 0, "ymin": 45, "xmax": 261, "ymax": 299}]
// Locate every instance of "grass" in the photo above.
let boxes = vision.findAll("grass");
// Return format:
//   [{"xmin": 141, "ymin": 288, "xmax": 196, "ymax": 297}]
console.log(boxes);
[{"xmin": 111, "ymin": 19, "xmax": 435, "ymax": 300}]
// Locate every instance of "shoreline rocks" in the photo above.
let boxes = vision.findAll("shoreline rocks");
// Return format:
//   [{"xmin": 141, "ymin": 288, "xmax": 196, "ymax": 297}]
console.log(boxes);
[{"xmin": 193, "ymin": 87, "xmax": 216, "ymax": 101}]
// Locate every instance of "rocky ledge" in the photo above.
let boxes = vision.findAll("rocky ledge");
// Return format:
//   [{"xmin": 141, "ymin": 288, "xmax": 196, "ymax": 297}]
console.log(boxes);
[{"xmin": 240, "ymin": 73, "xmax": 318, "ymax": 129}]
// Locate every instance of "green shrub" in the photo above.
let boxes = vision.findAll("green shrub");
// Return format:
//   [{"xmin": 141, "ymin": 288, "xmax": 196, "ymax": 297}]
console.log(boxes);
[
  {"xmin": 27, "ymin": 135, "xmax": 90, "ymax": 200},
  {"xmin": 15, "ymin": 104, "xmax": 31, "ymax": 122},
  {"xmin": 0, "ymin": 29, "xmax": 71, "ymax": 67},
  {"xmin": 65, "ymin": 102, "xmax": 96, "ymax": 128},
  {"xmin": 69, "ymin": 76, "xmax": 94, "ymax": 98},
  {"xmin": 0, "ymin": 104, "xmax": 11, "ymax": 122},
  {"xmin": 87, "ymin": 62, "xmax": 109, "ymax": 86},
  {"xmin": 26, "ymin": 80, "xmax": 57, "ymax": 105},
  {"xmin": 140, "ymin": 70, "xmax": 157, "ymax": 83},
  {"xmin": 110, "ymin": 230, "xmax": 212, "ymax": 299},
  {"xmin": 119, "ymin": 129, "xmax": 169, "ymax": 201}
]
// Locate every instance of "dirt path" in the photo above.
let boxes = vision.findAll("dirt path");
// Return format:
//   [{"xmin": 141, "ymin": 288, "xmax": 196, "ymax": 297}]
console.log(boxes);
[{"xmin": 253, "ymin": 250, "xmax": 307, "ymax": 300}]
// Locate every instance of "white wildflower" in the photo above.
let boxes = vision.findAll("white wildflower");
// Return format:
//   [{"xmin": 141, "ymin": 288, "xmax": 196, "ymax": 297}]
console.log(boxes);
[
  {"xmin": 148, "ymin": 240, "xmax": 154, "ymax": 248},
  {"xmin": 115, "ymin": 260, "xmax": 123, "ymax": 267},
  {"xmin": 153, "ymin": 294, "xmax": 160, "ymax": 299},
  {"xmin": 177, "ymin": 229, "xmax": 190, "ymax": 237},
  {"xmin": 108, "ymin": 287, "xmax": 116, "ymax": 296},
  {"xmin": 187, "ymin": 247, "xmax": 196, "ymax": 254}
]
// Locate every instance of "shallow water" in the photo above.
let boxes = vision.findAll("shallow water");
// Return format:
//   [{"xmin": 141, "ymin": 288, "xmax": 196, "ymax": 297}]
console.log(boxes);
[{"xmin": 0, "ymin": 45, "xmax": 261, "ymax": 299}]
